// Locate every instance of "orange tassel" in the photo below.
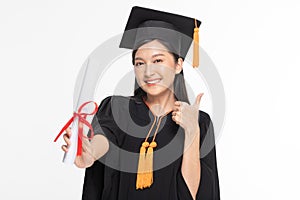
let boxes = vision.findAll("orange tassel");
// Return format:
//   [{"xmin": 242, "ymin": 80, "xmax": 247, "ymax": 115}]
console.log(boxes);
[
  {"xmin": 136, "ymin": 141, "xmax": 149, "ymax": 189},
  {"xmin": 136, "ymin": 141, "xmax": 157, "ymax": 189},
  {"xmin": 193, "ymin": 18, "xmax": 199, "ymax": 68},
  {"xmin": 135, "ymin": 110, "xmax": 169, "ymax": 190},
  {"xmin": 144, "ymin": 142, "xmax": 157, "ymax": 186}
]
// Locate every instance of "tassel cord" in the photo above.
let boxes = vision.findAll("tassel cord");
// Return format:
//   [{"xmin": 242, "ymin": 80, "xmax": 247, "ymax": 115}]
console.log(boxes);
[{"xmin": 136, "ymin": 111, "xmax": 170, "ymax": 189}]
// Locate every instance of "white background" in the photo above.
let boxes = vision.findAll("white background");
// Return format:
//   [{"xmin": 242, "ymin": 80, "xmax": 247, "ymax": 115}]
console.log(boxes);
[{"xmin": 1, "ymin": 0, "xmax": 299, "ymax": 199}]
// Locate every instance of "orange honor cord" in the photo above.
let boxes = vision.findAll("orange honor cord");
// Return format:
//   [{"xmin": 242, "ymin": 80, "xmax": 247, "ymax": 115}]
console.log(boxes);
[{"xmin": 136, "ymin": 106, "xmax": 170, "ymax": 189}]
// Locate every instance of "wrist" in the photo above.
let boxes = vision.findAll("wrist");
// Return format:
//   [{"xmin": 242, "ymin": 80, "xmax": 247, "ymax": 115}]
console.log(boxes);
[
  {"xmin": 184, "ymin": 124, "xmax": 199, "ymax": 135},
  {"xmin": 184, "ymin": 127, "xmax": 200, "ymax": 147}
]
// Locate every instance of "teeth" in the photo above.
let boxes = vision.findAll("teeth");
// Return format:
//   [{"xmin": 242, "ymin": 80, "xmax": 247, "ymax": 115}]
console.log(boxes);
[{"xmin": 146, "ymin": 79, "xmax": 160, "ymax": 84}]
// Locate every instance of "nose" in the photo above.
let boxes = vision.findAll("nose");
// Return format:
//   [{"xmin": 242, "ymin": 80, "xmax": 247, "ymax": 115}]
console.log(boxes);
[{"xmin": 144, "ymin": 63, "xmax": 155, "ymax": 77}]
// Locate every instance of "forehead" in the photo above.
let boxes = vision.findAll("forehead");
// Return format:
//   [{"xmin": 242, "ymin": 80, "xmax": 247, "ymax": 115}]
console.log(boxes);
[
  {"xmin": 138, "ymin": 40, "xmax": 169, "ymax": 50},
  {"xmin": 135, "ymin": 40, "xmax": 170, "ymax": 56}
]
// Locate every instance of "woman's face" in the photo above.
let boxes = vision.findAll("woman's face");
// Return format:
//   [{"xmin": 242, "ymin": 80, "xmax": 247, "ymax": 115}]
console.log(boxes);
[{"xmin": 134, "ymin": 40, "xmax": 183, "ymax": 98}]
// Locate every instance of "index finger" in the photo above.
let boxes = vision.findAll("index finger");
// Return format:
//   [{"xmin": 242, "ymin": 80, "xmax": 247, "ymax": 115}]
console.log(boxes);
[
  {"xmin": 65, "ymin": 127, "xmax": 72, "ymax": 137},
  {"xmin": 174, "ymin": 101, "xmax": 182, "ymax": 106}
]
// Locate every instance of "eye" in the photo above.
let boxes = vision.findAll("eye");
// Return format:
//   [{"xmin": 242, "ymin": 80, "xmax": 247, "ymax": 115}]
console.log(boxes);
[
  {"xmin": 154, "ymin": 59, "xmax": 163, "ymax": 63},
  {"xmin": 134, "ymin": 62, "xmax": 145, "ymax": 67}
]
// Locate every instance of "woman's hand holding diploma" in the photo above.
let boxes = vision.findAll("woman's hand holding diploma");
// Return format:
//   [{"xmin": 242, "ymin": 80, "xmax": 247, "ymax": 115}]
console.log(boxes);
[{"xmin": 61, "ymin": 127, "xmax": 109, "ymax": 168}]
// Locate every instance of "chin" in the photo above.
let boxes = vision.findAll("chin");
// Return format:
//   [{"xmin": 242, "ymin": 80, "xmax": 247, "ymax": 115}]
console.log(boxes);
[{"xmin": 142, "ymin": 86, "xmax": 172, "ymax": 97}]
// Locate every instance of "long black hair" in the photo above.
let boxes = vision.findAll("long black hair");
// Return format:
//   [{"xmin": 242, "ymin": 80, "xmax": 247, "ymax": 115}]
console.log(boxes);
[{"xmin": 132, "ymin": 39, "xmax": 190, "ymax": 104}]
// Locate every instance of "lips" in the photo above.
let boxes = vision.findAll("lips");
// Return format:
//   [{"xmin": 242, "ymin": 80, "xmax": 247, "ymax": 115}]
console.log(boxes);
[{"xmin": 144, "ymin": 78, "xmax": 161, "ymax": 84}]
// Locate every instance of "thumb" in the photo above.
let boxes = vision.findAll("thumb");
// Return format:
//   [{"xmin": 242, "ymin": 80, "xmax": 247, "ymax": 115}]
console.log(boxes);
[{"xmin": 193, "ymin": 93, "xmax": 204, "ymax": 107}]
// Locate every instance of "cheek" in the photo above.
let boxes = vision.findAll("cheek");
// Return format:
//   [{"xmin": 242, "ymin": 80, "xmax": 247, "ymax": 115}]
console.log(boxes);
[
  {"xmin": 163, "ymin": 75, "xmax": 175, "ymax": 86},
  {"xmin": 159, "ymin": 65, "xmax": 176, "ymax": 80},
  {"xmin": 159, "ymin": 70, "xmax": 176, "ymax": 89},
  {"xmin": 134, "ymin": 69, "xmax": 144, "ymax": 84}
]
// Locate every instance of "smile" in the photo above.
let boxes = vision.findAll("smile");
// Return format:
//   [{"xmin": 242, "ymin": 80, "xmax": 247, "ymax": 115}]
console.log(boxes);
[
  {"xmin": 145, "ymin": 79, "xmax": 161, "ymax": 86},
  {"xmin": 145, "ymin": 79, "xmax": 161, "ymax": 85}
]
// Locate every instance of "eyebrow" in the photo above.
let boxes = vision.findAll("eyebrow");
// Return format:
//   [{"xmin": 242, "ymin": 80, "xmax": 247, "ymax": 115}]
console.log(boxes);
[
  {"xmin": 134, "ymin": 53, "xmax": 165, "ymax": 61},
  {"xmin": 152, "ymin": 53, "xmax": 165, "ymax": 58},
  {"xmin": 134, "ymin": 57, "xmax": 144, "ymax": 61}
]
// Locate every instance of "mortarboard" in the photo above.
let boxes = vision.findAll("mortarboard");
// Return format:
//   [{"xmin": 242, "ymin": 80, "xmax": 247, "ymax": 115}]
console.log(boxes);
[{"xmin": 120, "ymin": 6, "xmax": 201, "ymax": 67}]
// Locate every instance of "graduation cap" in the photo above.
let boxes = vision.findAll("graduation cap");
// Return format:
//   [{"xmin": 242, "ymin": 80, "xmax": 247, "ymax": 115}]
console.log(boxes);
[{"xmin": 120, "ymin": 6, "xmax": 201, "ymax": 67}]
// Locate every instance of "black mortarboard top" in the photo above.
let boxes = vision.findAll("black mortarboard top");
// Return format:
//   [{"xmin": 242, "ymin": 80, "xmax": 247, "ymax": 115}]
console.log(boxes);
[{"xmin": 119, "ymin": 6, "xmax": 201, "ymax": 67}]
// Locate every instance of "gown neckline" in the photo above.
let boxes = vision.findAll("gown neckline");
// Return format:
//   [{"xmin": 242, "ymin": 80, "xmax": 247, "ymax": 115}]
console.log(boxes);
[{"xmin": 140, "ymin": 95, "xmax": 174, "ymax": 119}]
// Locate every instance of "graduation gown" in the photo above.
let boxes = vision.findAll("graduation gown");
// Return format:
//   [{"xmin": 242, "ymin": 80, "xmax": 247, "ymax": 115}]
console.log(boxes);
[{"xmin": 82, "ymin": 95, "xmax": 220, "ymax": 200}]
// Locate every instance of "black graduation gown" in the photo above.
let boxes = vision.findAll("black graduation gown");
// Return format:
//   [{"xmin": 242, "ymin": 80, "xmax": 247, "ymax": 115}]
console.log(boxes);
[{"xmin": 82, "ymin": 95, "xmax": 220, "ymax": 200}]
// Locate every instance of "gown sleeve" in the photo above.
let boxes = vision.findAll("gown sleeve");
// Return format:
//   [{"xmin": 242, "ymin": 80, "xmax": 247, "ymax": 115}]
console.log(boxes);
[
  {"xmin": 177, "ymin": 111, "xmax": 220, "ymax": 200},
  {"xmin": 88, "ymin": 96, "xmax": 118, "ymax": 144},
  {"xmin": 82, "ymin": 96, "xmax": 120, "ymax": 200}
]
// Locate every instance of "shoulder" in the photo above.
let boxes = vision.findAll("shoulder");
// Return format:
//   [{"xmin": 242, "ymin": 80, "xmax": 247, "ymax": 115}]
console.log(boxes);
[
  {"xmin": 98, "ymin": 95, "xmax": 130, "ymax": 106},
  {"xmin": 198, "ymin": 110, "xmax": 212, "ymax": 126},
  {"xmin": 198, "ymin": 110, "xmax": 214, "ymax": 142}
]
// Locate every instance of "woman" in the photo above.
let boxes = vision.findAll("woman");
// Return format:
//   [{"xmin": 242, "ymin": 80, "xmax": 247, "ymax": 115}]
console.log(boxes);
[{"xmin": 61, "ymin": 6, "xmax": 220, "ymax": 200}]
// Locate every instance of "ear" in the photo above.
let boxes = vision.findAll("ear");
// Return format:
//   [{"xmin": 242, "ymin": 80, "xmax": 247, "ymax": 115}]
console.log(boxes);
[{"xmin": 175, "ymin": 58, "xmax": 183, "ymax": 74}]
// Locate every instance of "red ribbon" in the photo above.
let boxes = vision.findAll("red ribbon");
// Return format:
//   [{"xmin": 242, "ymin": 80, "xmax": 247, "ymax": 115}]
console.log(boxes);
[{"xmin": 54, "ymin": 101, "xmax": 98, "ymax": 156}]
